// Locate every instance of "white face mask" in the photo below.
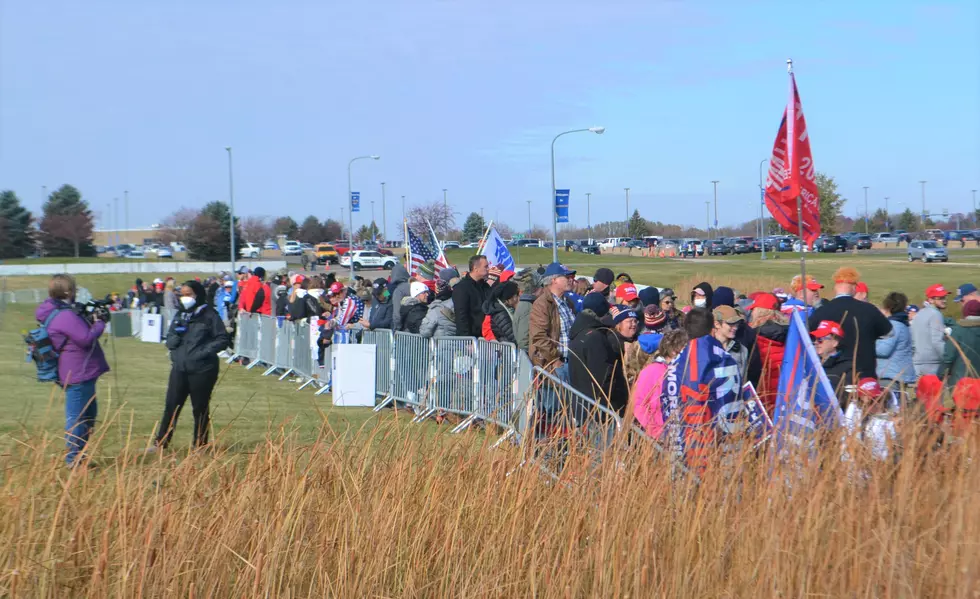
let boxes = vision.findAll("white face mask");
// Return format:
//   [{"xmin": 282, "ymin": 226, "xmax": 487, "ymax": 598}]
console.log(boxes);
[
  {"xmin": 309, "ymin": 289, "xmax": 323, "ymax": 297},
  {"xmin": 296, "ymin": 289, "xmax": 308, "ymax": 298},
  {"xmin": 694, "ymin": 297, "xmax": 707, "ymax": 308},
  {"xmin": 180, "ymin": 296, "xmax": 197, "ymax": 310}
]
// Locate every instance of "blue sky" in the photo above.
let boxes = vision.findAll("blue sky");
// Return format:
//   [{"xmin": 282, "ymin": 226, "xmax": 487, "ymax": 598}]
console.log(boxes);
[{"xmin": 2, "ymin": 1, "xmax": 978, "ymax": 235}]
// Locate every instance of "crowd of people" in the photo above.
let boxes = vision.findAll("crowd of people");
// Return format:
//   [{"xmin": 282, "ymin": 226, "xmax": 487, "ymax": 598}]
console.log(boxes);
[{"xmin": 36, "ymin": 254, "xmax": 980, "ymax": 467}]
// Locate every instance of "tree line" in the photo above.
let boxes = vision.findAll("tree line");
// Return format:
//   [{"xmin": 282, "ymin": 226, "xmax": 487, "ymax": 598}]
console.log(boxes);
[{"xmin": 0, "ymin": 185, "xmax": 97, "ymax": 259}]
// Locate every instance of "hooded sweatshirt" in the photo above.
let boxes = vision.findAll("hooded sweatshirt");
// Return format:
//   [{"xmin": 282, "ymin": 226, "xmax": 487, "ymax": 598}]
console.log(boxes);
[
  {"xmin": 691, "ymin": 282, "xmax": 714, "ymax": 309},
  {"xmin": 876, "ymin": 311, "xmax": 916, "ymax": 384},
  {"xmin": 389, "ymin": 264, "xmax": 411, "ymax": 331},
  {"xmin": 35, "ymin": 298, "xmax": 110, "ymax": 385},
  {"xmin": 567, "ymin": 310, "xmax": 630, "ymax": 416},
  {"xmin": 514, "ymin": 292, "xmax": 537, "ymax": 351},
  {"xmin": 165, "ymin": 285, "xmax": 229, "ymax": 374}
]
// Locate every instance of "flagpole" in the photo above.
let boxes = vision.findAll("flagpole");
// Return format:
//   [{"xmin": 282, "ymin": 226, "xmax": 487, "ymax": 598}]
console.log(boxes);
[
  {"xmin": 789, "ymin": 57, "xmax": 808, "ymax": 307},
  {"xmin": 403, "ymin": 219, "xmax": 410, "ymax": 270},
  {"xmin": 475, "ymin": 220, "xmax": 494, "ymax": 254}
]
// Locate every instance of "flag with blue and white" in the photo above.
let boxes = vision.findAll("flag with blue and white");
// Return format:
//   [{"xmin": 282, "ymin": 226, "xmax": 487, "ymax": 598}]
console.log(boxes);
[
  {"xmin": 772, "ymin": 310, "xmax": 843, "ymax": 454},
  {"xmin": 480, "ymin": 226, "xmax": 516, "ymax": 271}
]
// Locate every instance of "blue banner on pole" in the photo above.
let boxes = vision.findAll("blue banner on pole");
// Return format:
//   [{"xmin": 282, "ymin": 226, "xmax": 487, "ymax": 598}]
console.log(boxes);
[
  {"xmin": 555, "ymin": 189, "xmax": 570, "ymax": 223},
  {"xmin": 351, "ymin": 191, "xmax": 360, "ymax": 213}
]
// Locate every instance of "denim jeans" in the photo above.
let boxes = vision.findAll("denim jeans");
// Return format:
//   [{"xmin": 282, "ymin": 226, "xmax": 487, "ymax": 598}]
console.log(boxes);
[{"xmin": 65, "ymin": 379, "xmax": 98, "ymax": 466}]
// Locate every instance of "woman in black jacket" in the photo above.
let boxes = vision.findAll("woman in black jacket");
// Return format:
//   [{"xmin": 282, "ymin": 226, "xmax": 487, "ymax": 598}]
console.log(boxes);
[
  {"xmin": 154, "ymin": 280, "xmax": 229, "ymax": 449},
  {"xmin": 485, "ymin": 281, "xmax": 519, "ymax": 344}
]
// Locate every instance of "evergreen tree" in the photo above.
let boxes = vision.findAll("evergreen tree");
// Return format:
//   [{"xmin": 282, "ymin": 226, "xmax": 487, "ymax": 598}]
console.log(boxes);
[
  {"xmin": 461, "ymin": 212, "xmax": 486, "ymax": 243},
  {"xmin": 896, "ymin": 208, "xmax": 918, "ymax": 232},
  {"xmin": 273, "ymin": 216, "xmax": 299, "ymax": 238},
  {"xmin": 627, "ymin": 209, "xmax": 649, "ymax": 238},
  {"xmin": 39, "ymin": 184, "xmax": 95, "ymax": 257},
  {"xmin": 815, "ymin": 173, "xmax": 845, "ymax": 235},
  {"xmin": 0, "ymin": 190, "xmax": 34, "ymax": 259},
  {"xmin": 298, "ymin": 215, "xmax": 326, "ymax": 243},
  {"xmin": 186, "ymin": 202, "xmax": 242, "ymax": 261}
]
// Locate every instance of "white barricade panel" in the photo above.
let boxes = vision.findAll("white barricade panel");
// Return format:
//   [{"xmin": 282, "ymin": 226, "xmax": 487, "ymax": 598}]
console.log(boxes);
[
  {"xmin": 140, "ymin": 313, "xmax": 163, "ymax": 343},
  {"xmin": 332, "ymin": 344, "xmax": 376, "ymax": 407}
]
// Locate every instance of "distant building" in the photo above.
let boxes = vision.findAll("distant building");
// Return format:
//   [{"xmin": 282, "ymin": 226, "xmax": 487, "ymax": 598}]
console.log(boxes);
[{"xmin": 94, "ymin": 225, "xmax": 175, "ymax": 247}]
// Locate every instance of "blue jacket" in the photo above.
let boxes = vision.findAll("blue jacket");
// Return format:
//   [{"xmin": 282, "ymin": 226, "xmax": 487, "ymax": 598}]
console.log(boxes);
[
  {"xmin": 875, "ymin": 313, "xmax": 916, "ymax": 383},
  {"xmin": 215, "ymin": 287, "xmax": 236, "ymax": 322}
]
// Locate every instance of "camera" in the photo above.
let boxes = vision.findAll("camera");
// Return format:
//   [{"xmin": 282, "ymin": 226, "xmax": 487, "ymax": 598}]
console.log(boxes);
[{"xmin": 73, "ymin": 299, "xmax": 112, "ymax": 324}]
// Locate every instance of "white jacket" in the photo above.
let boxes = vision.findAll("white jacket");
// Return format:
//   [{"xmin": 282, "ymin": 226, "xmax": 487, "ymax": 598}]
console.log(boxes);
[{"xmin": 910, "ymin": 302, "xmax": 946, "ymax": 375}]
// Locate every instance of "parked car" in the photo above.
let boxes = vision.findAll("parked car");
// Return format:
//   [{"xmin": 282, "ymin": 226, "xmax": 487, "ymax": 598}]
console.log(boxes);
[
  {"xmin": 460, "ymin": 242, "xmax": 480, "ymax": 249},
  {"xmin": 515, "ymin": 238, "xmax": 541, "ymax": 247},
  {"xmin": 240, "ymin": 242, "xmax": 261, "ymax": 258},
  {"xmin": 874, "ymin": 233, "xmax": 901, "ymax": 244},
  {"xmin": 730, "ymin": 239, "xmax": 752, "ymax": 254},
  {"xmin": 577, "ymin": 241, "xmax": 600, "ymax": 255},
  {"xmin": 706, "ymin": 239, "xmax": 731, "ymax": 256},
  {"xmin": 853, "ymin": 234, "xmax": 873, "ymax": 250},
  {"xmin": 125, "ymin": 250, "xmax": 146, "ymax": 259},
  {"xmin": 170, "ymin": 242, "xmax": 186, "ymax": 252},
  {"xmin": 598, "ymin": 237, "xmax": 626, "ymax": 249},
  {"xmin": 816, "ymin": 235, "xmax": 849, "ymax": 253},
  {"xmin": 893, "ymin": 230, "xmax": 912, "ymax": 243},
  {"xmin": 155, "ymin": 248, "xmax": 173, "ymax": 259},
  {"xmin": 946, "ymin": 230, "xmax": 976, "ymax": 243},
  {"xmin": 339, "ymin": 251, "xmax": 398, "ymax": 271},
  {"xmin": 908, "ymin": 240, "xmax": 948, "ymax": 263},
  {"xmin": 773, "ymin": 237, "xmax": 795, "ymax": 252},
  {"xmin": 281, "ymin": 241, "xmax": 303, "ymax": 256},
  {"xmin": 315, "ymin": 244, "xmax": 339, "ymax": 264},
  {"xmin": 263, "ymin": 240, "xmax": 279, "ymax": 250}
]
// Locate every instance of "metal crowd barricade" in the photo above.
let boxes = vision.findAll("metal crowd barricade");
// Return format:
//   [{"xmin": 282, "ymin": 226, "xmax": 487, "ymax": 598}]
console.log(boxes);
[
  {"xmin": 361, "ymin": 329, "xmax": 394, "ymax": 406},
  {"xmin": 130, "ymin": 308, "xmax": 144, "ymax": 337},
  {"xmin": 231, "ymin": 313, "xmax": 261, "ymax": 363},
  {"xmin": 427, "ymin": 337, "xmax": 479, "ymax": 429},
  {"xmin": 471, "ymin": 339, "xmax": 519, "ymax": 431},
  {"xmin": 519, "ymin": 366, "xmax": 622, "ymax": 478},
  {"xmin": 161, "ymin": 307, "xmax": 177, "ymax": 337},
  {"xmin": 267, "ymin": 317, "xmax": 295, "ymax": 380},
  {"xmin": 492, "ymin": 350, "xmax": 534, "ymax": 448},
  {"xmin": 388, "ymin": 332, "xmax": 432, "ymax": 416},
  {"xmin": 254, "ymin": 315, "xmax": 277, "ymax": 370},
  {"xmin": 292, "ymin": 320, "xmax": 317, "ymax": 389}
]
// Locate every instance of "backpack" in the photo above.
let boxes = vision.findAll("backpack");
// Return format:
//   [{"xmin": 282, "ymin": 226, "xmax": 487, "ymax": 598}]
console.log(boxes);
[{"xmin": 25, "ymin": 307, "xmax": 68, "ymax": 383}]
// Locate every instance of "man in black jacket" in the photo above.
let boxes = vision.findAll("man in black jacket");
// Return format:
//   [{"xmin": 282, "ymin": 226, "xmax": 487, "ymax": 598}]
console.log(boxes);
[
  {"xmin": 568, "ymin": 294, "xmax": 635, "ymax": 418},
  {"xmin": 155, "ymin": 281, "xmax": 229, "ymax": 449},
  {"xmin": 808, "ymin": 267, "xmax": 891, "ymax": 380},
  {"xmin": 452, "ymin": 255, "xmax": 490, "ymax": 337}
]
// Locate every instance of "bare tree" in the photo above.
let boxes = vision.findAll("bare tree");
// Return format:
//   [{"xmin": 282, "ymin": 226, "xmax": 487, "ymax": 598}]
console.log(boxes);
[
  {"xmin": 495, "ymin": 222, "xmax": 514, "ymax": 239},
  {"xmin": 406, "ymin": 201, "xmax": 455, "ymax": 237},
  {"xmin": 241, "ymin": 215, "xmax": 272, "ymax": 243},
  {"xmin": 159, "ymin": 207, "xmax": 198, "ymax": 244},
  {"xmin": 44, "ymin": 213, "xmax": 93, "ymax": 258}
]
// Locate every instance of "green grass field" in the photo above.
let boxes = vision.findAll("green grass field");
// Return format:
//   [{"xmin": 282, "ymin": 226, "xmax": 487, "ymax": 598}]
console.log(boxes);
[{"xmin": 2, "ymin": 249, "xmax": 978, "ymax": 461}]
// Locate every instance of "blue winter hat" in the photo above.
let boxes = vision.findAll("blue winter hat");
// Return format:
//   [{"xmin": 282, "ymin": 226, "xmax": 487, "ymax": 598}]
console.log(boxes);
[
  {"xmin": 582, "ymin": 292, "xmax": 609, "ymax": 317},
  {"xmin": 612, "ymin": 306, "xmax": 639, "ymax": 325},
  {"xmin": 638, "ymin": 286, "xmax": 660, "ymax": 307},
  {"xmin": 713, "ymin": 286, "xmax": 736, "ymax": 308}
]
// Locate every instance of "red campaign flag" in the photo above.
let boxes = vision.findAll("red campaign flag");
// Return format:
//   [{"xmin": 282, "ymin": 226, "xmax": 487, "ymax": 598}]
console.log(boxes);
[{"xmin": 765, "ymin": 69, "xmax": 820, "ymax": 247}]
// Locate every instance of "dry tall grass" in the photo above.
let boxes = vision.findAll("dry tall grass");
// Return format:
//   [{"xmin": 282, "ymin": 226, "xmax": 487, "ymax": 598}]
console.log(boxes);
[{"xmin": 2, "ymin": 410, "xmax": 978, "ymax": 598}]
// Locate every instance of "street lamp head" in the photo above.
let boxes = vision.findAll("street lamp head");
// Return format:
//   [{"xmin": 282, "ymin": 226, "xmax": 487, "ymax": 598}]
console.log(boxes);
[
  {"xmin": 225, "ymin": 146, "xmax": 231, "ymax": 151},
  {"xmin": 370, "ymin": 155, "xmax": 381, "ymax": 160},
  {"xmin": 589, "ymin": 127, "xmax": 605, "ymax": 134}
]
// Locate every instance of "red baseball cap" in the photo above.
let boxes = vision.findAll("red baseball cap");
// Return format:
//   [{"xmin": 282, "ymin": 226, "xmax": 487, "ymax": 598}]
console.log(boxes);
[
  {"xmin": 926, "ymin": 284, "xmax": 950, "ymax": 298},
  {"xmin": 811, "ymin": 320, "xmax": 844, "ymax": 339},
  {"xmin": 615, "ymin": 283, "xmax": 639, "ymax": 302},
  {"xmin": 857, "ymin": 377, "xmax": 884, "ymax": 399},
  {"xmin": 748, "ymin": 292, "xmax": 780, "ymax": 311},
  {"xmin": 293, "ymin": 274, "xmax": 306, "ymax": 284},
  {"xmin": 855, "ymin": 282, "xmax": 869, "ymax": 294},
  {"xmin": 328, "ymin": 282, "xmax": 345, "ymax": 296}
]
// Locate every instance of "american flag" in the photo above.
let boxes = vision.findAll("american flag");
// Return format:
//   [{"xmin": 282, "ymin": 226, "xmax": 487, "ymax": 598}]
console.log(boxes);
[{"xmin": 407, "ymin": 223, "xmax": 449, "ymax": 276}]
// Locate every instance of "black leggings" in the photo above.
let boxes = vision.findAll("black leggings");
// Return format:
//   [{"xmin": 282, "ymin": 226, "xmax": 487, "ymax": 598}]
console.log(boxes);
[{"xmin": 156, "ymin": 367, "xmax": 219, "ymax": 448}]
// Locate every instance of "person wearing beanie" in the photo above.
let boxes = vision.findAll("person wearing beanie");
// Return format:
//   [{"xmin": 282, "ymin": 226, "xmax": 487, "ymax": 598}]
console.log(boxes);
[
  {"xmin": 420, "ymin": 271, "xmax": 458, "ymax": 339},
  {"xmin": 568, "ymin": 293, "xmax": 633, "ymax": 417},
  {"xmin": 388, "ymin": 263, "xmax": 412, "ymax": 331},
  {"xmin": 638, "ymin": 286, "xmax": 660, "ymax": 311},
  {"xmin": 808, "ymin": 266, "xmax": 891, "ymax": 380},
  {"xmin": 513, "ymin": 267, "xmax": 542, "ymax": 351},
  {"xmin": 416, "ymin": 260, "xmax": 436, "ymax": 283},
  {"xmin": 399, "ymin": 281, "xmax": 431, "ymax": 334},
  {"xmin": 941, "ymin": 299, "xmax": 980, "ymax": 389},
  {"xmin": 439, "ymin": 267, "xmax": 460, "ymax": 284},
  {"xmin": 712, "ymin": 286, "xmax": 735, "ymax": 308}
]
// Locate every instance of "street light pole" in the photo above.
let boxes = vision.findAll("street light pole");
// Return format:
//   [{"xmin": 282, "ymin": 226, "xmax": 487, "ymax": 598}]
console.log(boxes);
[
  {"xmin": 371, "ymin": 200, "xmax": 376, "ymax": 241},
  {"xmin": 705, "ymin": 201, "xmax": 710, "ymax": 233},
  {"xmin": 113, "ymin": 198, "xmax": 119, "ymax": 247},
  {"xmin": 551, "ymin": 126, "xmax": 604, "ymax": 262},
  {"xmin": 124, "ymin": 189, "xmax": 130, "ymax": 234},
  {"xmin": 380, "ymin": 182, "xmax": 386, "ymax": 243},
  {"xmin": 624, "ymin": 187, "xmax": 631, "ymax": 237},
  {"xmin": 973, "ymin": 189, "xmax": 978, "ymax": 227},
  {"xmin": 225, "ymin": 147, "xmax": 237, "ymax": 273},
  {"xmin": 401, "ymin": 195, "xmax": 406, "ymax": 234},
  {"xmin": 348, "ymin": 155, "xmax": 381, "ymax": 281},
  {"xmin": 919, "ymin": 180, "xmax": 927, "ymax": 229},
  {"xmin": 442, "ymin": 188, "xmax": 448, "ymax": 238},
  {"xmin": 526, "ymin": 200, "xmax": 532, "ymax": 234},
  {"xmin": 884, "ymin": 196, "xmax": 890, "ymax": 230},
  {"xmin": 586, "ymin": 192, "xmax": 592, "ymax": 242},
  {"xmin": 711, "ymin": 180, "xmax": 719, "ymax": 238},
  {"xmin": 863, "ymin": 186, "xmax": 869, "ymax": 233}
]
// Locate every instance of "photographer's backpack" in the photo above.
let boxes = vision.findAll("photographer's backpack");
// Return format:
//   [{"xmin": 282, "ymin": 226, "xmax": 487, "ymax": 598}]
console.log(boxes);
[{"xmin": 24, "ymin": 307, "xmax": 67, "ymax": 383}]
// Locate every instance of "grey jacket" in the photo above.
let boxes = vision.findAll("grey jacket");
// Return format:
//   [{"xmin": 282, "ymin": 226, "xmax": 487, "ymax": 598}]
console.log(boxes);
[
  {"xmin": 910, "ymin": 302, "xmax": 946, "ymax": 376},
  {"xmin": 420, "ymin": 297, "xmax": 457, "ymax": 338},
  {"xmin": 875, "ymin": 315, "xmax": 916, "ymax": 383},
  {"xmin": 514, "ymin": 293, "xmax": 536, "ymax": 351},
  {"xmin": 389, "ymin": 264, "xmax": 411, "ymax": 331}
]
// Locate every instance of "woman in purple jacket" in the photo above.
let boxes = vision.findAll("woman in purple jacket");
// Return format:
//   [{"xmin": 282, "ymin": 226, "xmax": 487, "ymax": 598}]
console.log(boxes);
[{"xmin": 35, "ymin": 274, "xmax": 110, "ymax": 467}]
